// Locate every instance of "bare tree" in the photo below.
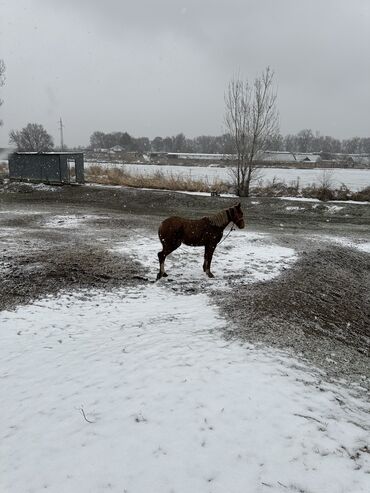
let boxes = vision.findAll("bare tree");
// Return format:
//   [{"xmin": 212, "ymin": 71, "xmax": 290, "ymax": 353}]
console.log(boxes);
[
  {"xmin": 0, "ymin": 59, "xmax": 5, "ymax": 126},
  {"xmin": 9, "ymin": 123, "xmax": 54, "ymax": 151},
  {"xmin": 225, "ymin": 67, "xmax": 279, "ymax": 196},
  {"xmin": 296, "ymin": 129, "xmax": 314, "ymax": 153}
]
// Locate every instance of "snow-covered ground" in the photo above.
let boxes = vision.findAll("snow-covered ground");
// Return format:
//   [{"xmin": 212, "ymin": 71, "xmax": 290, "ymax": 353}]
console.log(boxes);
[
  {"xmin": 1, "ymin": 230, "xmax": 370, "ymax": 493},
  {"xmin": 42, "ymin": 214, "xmax": 111, "ymax": 229},
  {"xmin": 114, "ymin": 230, "xmax": 296, "ymax": 289}
]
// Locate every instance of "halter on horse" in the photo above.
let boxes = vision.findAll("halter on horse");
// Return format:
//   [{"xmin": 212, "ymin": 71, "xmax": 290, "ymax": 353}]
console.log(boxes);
[{"xmin": 156, "ymin": 203, "xmax": 245, "ymax": 280}]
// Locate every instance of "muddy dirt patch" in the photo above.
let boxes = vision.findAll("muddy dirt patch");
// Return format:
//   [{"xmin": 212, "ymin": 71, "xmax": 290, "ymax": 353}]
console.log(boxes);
[
  {"xmin": 219, "ymin": 246, "xmax": 370, "ymax": 387},
  {"xmin": 0, "ymin": 246, "xmax": 147, "ymax": 312}
]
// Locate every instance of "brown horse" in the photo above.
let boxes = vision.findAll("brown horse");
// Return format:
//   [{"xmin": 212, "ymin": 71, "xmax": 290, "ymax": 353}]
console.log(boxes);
[{"xmin": 157, "ymin": 203, "xmax": 245, "ymax": 280}]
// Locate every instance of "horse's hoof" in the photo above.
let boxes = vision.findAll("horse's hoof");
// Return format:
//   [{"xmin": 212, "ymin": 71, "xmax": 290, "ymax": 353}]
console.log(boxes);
[
  {"xmin": 162, "ymin": 272, "xmax": 168, "ymax": 277},
  {"xmin": 156, "ymin": 273, "xmax": 162, "ymax": 281},
  {"xmin": 206, "ymin": 272, "xmax": 215, "ymax": 278}
]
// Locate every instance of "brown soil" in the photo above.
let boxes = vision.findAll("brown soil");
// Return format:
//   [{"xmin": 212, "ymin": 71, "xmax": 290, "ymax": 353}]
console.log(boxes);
[
  {"xmin": 220, "ymin": 247, "xmax": 370, "ymax": 354},
  {"xmin": 218, "ymin": 246, "xmax": 370, "ymax": 390},
  {"xmin": 0, "ymin": 246, "xmax": 147, "ymax": 312}
]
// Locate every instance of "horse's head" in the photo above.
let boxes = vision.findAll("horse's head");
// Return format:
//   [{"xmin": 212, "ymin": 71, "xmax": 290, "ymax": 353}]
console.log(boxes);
[{"xmin": 230, "ymin": 202, "xmax": 245, "ymax": 229}]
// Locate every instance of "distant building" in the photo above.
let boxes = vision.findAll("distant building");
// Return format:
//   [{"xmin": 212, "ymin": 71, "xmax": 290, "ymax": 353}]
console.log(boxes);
[
  {"xmin": 110, "ymin": 145, "xmax": 125, "ymax": 153},
  {"xmin": 261, "ymin": 151, "xmax": 321, "ymax": 163}
]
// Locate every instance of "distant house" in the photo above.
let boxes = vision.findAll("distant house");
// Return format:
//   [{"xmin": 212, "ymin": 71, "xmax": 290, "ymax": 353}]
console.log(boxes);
[
  {"xmin": 345, "ymin": 154, "xmax": 370, "ymax": 167},
  {"xmin": 110, "ymin": 145, "xmax": 125, "ymax": 153},
  {"xmin": 261, "ymin": 151, "xmax": 321, "ymax": 163},
  {"xmin": 319, "ymin": 153, "xmax": 370, "ymax": 167}
]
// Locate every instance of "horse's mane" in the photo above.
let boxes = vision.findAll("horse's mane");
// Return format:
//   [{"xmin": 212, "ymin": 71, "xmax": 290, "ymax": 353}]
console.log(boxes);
[{"xmin": 208, "ymin": 209, "xmax": 229, "ymax": 227}]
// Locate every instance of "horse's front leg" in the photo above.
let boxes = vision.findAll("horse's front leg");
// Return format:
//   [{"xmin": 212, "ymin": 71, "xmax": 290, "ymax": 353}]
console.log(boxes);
[{"xmin": 203, "ymin": 244, "xmax": 216, "ymax": 278}]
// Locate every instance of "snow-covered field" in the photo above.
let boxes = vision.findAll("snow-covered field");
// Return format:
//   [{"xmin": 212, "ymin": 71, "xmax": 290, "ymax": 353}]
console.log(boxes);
[
  {"xmin": 1, "ymin": 230, "xmax": 370, "ymax": 493},
  {"xmin": 86, "ymin": 162, "xmax": 370, "ymax": 191}
]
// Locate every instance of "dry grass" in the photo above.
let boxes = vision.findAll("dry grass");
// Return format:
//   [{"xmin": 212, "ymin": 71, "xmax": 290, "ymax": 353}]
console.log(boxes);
[
  {"xmin": 86, "ymin": 165, "xmax": 230, "ymax": 194},
  {"xmin": 251, "ymin": 178, "xmax": 301, "ymax": 197},
  {"xmin": 87, "ymin": 165, "xmax": 369, "ymax": 201}
]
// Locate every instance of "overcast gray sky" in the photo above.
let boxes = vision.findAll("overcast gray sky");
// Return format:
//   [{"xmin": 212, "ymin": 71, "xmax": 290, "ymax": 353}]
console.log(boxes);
[{"xmin": 1, "ymin": 0, "xmax": 369, "ymax": 147}]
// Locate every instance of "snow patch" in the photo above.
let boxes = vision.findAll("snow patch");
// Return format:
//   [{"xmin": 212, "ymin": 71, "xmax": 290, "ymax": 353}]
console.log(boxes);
[
  {"xmin": 325, "ymin": 205, "xmax": 344, "ymax": 213},
  {"xmin": 30, "ymin": 183, "xmax": 61, "ymax": 192},
  {"xmin": 1, "ymin": 286, "xmax": 369, "ymax": 493},
  {"xmin": 113, "ymin": 231, "xmax": 296, "ymax": 288},
  {"xmin": 42, "ymin": 214, "xmax": 109, "ymax": 229},
  {"xmin": 278, "ymin": 196, "xmax": 320, "ymax": 203}
]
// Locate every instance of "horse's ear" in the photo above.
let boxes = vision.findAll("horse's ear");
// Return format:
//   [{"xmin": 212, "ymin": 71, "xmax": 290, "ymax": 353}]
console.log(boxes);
[{"xmin": 236, "ymin": 202, "xmax": 241, "ymax": 209}]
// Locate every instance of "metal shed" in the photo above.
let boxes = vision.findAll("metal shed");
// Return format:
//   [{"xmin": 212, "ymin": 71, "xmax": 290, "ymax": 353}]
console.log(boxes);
[{"xmin": 8, "ymin": 152, "xmax": 85, "ymax": 185}]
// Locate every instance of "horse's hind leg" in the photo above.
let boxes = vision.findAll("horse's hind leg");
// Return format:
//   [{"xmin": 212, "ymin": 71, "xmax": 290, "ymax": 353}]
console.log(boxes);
[
  {"xmin": 157, "ymin": 249, "xmax": 168, "ymax": 280},
  {"xmin": 157, "ymin": 241, "xmax": 181, "ymax": 280}
]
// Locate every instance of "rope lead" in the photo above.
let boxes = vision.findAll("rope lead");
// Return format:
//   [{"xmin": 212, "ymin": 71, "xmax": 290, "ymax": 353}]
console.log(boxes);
[{"xmin": 218, "ymin": 223, "xmax": 235, "ymax": 245}]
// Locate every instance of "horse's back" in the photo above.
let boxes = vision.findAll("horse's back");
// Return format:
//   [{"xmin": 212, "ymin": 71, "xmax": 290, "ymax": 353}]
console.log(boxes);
[
  {"xmin": 159, "ymin": 216, "xmax": 182, "ymax": 230},
  {"xmin": 159, "ymin": 215, "xmax": 206, "ymax": 231}
]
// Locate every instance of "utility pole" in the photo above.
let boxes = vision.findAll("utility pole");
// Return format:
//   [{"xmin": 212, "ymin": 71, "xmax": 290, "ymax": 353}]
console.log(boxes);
[{"xmin": 59, "ymin": 117, "xmax": 64, "ymax": 151}]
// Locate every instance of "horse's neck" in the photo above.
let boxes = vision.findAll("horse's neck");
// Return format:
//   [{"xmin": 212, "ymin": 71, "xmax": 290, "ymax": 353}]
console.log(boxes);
[{"xmin": 208, "ymin": 210, "xmax": 230, "ymax": 228}]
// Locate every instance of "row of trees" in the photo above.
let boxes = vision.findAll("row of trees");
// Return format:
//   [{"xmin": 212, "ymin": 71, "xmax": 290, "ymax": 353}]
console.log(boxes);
[
  {"xmin": 280, "ymin": 130, "xmax": 370, "ymax": 155},
  {"xmin": 8, "ymin": 123, "xmax": 370, "ymax": 157},
  {"xmin": 89, "ymin": 129, "xmax": 370, "ymax": 156},
  {"xmin": 89, "ymin": 131, "xmax": 143, "ymax": 151},
  {"xmin": 89, "ymin": 130, "xmax": 235, "ymax": 154}
]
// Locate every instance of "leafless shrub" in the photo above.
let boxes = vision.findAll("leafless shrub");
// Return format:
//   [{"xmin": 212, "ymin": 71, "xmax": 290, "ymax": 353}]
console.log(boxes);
[
  {"xmin": 251, "ymin": 177, "xmax": 301, "ymax": 197},
  {"xmin": 351, "ymin": 186, "xmax": 370, "ymax": 202},
  {"xmin": 301, "ymin": 184, "xmax": 334, "ymax": 201},
  {"xmin": 318, "ymin": 169, "xmax": 334, "ymax": 189},
  {"xmin": 299, "ymin": 170, "xmax": 336, "ymax": 201},
  {"xmin": 335, "ymin": 184, "xmax": 352, "ymax": 201}
]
